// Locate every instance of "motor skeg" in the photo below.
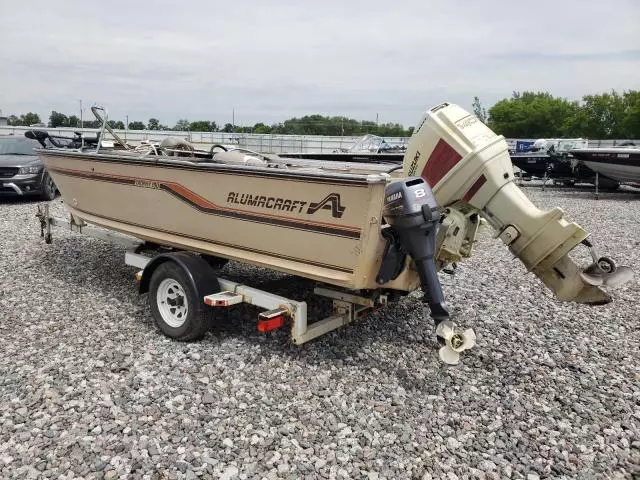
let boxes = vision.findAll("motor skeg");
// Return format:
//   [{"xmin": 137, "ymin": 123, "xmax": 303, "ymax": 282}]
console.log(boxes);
[
  {"xmin": 401, "ymin": 102, "xmax": 626, "ymax": 305},
  {"xmin": 382, "ymin": 177, "xmax": 450, "ymax": 321}
]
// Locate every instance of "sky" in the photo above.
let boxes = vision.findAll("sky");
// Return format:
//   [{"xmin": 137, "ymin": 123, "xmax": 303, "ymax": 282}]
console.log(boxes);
[{"xmin": 0, "ymin": 0, "xmax": 638, "ymax": 128}]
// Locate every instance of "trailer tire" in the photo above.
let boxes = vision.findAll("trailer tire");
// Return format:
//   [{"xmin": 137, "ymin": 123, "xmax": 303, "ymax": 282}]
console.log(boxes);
[
  {"xmin": 40, "ymin": 172, "xmax": 57, "ymax": 201},
  {"xmin": 149, "ymin": 261, "xmax": 213, "ymax": 341}
]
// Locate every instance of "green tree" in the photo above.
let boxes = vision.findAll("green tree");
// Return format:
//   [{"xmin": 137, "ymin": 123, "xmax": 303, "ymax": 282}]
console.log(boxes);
[
  {"xmin": 620, "ymin": 90, "xmax": 640, "ymax": 138},
  {"xmin": 49, "ymin": 111, "xmax": 69, "ymax": 128},
  {"xmin": 7, "ymin": 115, "xmax": 22, "ymax": 126},
  {"xmin": 472, "ymin": 96, "xmax": 487, "ymax": 124},
  {"xmin": 148, "ymin": 118, "xmax": 161, "ymax": 130},
  {"xmin": 252, "ymin": 122, "xmax": 271, "ymax": 134},
  {"xmin": 272, "ymin": 114, "xmax": 413, "ymax": 137},
  {"xmin": 68, "ymin": 115, "xmax": 80, "ymax": 127},
  {"xmin": 577, "ymin": 91, "xmax": 625, "ymax": 138},
  {"xmin": 189, "ymin": 120, "xmax": 217, "ymax": 132},
  {"xmin": 488, "ymin": 91, "xmax": 580, "ymax": 138},
  {"xmin": 20, "ymin": 112, "xmax": 41, "ymax": 126},
  {"xmin": 221, "ymin": 123, "xmax": 235, "ymax": 133},
  {"xmin": 173, "ymin": 119, "xmax": 190, "ymax": 131},
  {"xmin": 128, "ymin": 121, "xmax": 145, "ymax": 130},
  {"xmin": 107, "ymin": 120, "xmax": 125, "ymax": 129}
]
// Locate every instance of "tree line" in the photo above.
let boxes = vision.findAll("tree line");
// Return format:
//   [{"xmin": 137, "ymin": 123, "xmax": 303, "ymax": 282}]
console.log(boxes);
[
  {"xmin": 5, "ymin": 111, "xmax": 414, "ymax": 136},
  {"xmin": 5, "ymin": 89, "xmax": 639, "ymax": 139},
  {"xmin": 483, "ymin": 90, "xmax": 639, "ymax": 139}
]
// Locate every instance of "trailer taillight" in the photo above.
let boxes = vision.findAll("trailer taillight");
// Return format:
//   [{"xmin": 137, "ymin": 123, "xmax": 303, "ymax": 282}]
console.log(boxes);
[{"xmin": 257, "ymin": 308, "xmax": 288, "ymax": 332}]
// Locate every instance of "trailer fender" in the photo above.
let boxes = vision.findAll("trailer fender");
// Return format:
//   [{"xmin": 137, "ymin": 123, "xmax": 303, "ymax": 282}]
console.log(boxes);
[{"xmin": 139, "ymin": 252, "xmax": 220, "ymax": 309}]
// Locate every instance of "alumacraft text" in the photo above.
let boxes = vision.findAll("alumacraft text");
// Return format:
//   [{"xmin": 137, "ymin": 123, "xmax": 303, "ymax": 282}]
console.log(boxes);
[
  {"xmin": 227, "ymin": 192, "xmax": 308, "ymax": 213},
  {"xmin": 227, "ymin": 192, "xmax": 346, "ymax": 218}
]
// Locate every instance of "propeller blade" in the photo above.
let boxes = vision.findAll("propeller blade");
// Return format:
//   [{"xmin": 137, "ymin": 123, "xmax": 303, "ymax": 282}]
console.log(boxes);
[
  {"xmin": 436, "ymin": 320, "xmax": 456, "ymax": 341},
  {"xmin": 461, "ymin": 329, "xmax": 476, "ymax": 350},
  {"xmin": 580, "ymin": 271, "xmax": 604, "ymax": 286},
  {"xmin": 581, "ymin": 266, "xmax": 634, "ymax": 287},
  {"xmin": 439, "ymin": 346, "xmax": 460, "ymax": 365},
  {"xmin": 604, "ymin": 266, "xmax": 634, "ymax": 287}
]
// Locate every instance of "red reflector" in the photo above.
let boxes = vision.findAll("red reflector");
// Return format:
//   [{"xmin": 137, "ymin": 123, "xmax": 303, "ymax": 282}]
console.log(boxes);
[{"xmin": 257, "ymin": 315, "xmax": 285, "ymax": 332}]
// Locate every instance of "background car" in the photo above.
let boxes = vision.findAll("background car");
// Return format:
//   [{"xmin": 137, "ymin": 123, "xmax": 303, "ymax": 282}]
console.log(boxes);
[{"xmin": 0, "ymin": 134, "xmax": 57, "ymax": 200}]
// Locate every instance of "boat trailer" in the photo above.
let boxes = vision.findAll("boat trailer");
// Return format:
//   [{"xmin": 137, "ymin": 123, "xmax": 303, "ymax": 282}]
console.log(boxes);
[{"xmin": 36, "ymin": 203, "xmax": 402, "ymax": 346}]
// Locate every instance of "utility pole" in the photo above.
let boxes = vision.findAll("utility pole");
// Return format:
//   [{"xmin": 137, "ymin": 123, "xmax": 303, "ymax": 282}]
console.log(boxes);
[
  {"xmin": 79, "ymin": 100, "xmax": 83, "ymax": 129},
  {"xmin": 376, "ymin": 112, "xmax": 379, "ymax": 125},
  {"xmin": 232, "ymin": 108, "xmax": 235, "ymax": 132}
]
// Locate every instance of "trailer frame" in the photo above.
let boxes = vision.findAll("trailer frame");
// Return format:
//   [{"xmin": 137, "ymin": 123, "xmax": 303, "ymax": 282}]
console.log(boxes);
[{"xmin": 36, "ymin": 203, "xmax": 388, "ymax": 344}]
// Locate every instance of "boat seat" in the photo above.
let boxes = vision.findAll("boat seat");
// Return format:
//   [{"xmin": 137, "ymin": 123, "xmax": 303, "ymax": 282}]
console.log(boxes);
[
  {"xmin": 212, "ymin": 150, "xmax": 269, "ymax": 167},
  {"xmin": 159, "ymin": 136, "xmax": 196, "ymax": 157},
  {"xmin": 74, "ymin": 132, "xmax": 100, "ymax": 143}
]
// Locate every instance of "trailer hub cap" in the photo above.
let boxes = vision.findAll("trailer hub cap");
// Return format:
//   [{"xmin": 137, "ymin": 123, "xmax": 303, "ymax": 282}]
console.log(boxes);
[{"xmin": 157, "ymin": 278, "xmax": 188, "ymax": 328}]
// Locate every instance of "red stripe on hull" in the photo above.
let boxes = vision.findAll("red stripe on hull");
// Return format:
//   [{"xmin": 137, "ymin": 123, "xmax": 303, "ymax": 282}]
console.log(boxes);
[{"xmin": 420, "ymin": 139, "xmax": 463, "ymax": 187}]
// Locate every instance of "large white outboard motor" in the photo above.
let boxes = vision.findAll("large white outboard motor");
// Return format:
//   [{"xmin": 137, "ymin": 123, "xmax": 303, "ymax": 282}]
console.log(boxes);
[
  {"xmin": 403, "ymin": 102, "xmax": 633, "ymax": 304},
  {"xmin": 381, "ymin": 177, "xmax": 450, "ymax": 322}
]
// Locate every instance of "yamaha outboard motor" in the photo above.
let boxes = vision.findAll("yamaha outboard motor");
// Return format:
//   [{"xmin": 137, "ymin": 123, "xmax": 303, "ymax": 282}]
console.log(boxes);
[{"xmin": 381, "ymin": 177, "xmax": 450, "ymax": 322}]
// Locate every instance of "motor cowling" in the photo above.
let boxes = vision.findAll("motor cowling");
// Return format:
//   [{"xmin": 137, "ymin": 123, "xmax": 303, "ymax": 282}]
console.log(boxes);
[
  {"xmin": 401, "ymin": 101, "xmax": 633, "ymax": 304},
  {"xmin": 382, "ymin": 177, "xmax": 450, "ymax": 321}
]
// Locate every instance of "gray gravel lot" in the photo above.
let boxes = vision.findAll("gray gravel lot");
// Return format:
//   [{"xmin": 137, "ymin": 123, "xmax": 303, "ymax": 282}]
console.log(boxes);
[{"xmin": 1, "ymin": 185, "xmax": 639, "ymax": 480}]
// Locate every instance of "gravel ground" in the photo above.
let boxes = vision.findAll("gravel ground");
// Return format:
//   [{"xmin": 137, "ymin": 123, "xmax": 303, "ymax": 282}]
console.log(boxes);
[{"xmin": 1, "ymin": 185, "xmax": 638, "ymax": 480}]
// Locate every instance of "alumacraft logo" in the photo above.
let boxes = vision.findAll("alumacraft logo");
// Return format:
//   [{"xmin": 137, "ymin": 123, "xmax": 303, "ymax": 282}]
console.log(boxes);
[{"xmin": 227, "ymin": 192, "xmax": 346, "ymax": 218}]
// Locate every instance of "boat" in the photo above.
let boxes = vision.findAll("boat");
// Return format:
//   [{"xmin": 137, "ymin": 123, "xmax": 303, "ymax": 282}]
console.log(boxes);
[
  {"xmin": 28, "ymin": 104, "xmax": 632, "ymax": 360},
  {"xmin": 569, "ymin": 145, "xmax": 640, "ymax": 185},
  {"xmin": 509, "ymin": 138, "xmax": 583, "ymax": 180},
  {"xmin": 510, "ymin": 151, "xmax": 575, "ymax": 179},
  {"xmin": 510, "ymin": 138, "xmax": 620, "ymax": 188},
  {"xmin": 279, "ymin": 134, "xmax": 405, "ymax": 164}
]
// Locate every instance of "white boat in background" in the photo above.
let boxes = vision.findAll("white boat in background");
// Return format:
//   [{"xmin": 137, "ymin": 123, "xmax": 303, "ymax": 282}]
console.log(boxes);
[{"xmin": 570, "ymin": 145, "xmax": 640, "ymax": 185}]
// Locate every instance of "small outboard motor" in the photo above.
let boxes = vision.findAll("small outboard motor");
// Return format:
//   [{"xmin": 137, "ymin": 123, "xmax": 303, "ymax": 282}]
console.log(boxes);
[{"xmin": 381, "ymin": 177, "xmax": 450, "ymax": 322}]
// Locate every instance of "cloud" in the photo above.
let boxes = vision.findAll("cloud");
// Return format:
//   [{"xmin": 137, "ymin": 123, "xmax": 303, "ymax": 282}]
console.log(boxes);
[
  {"xmin": 0, "ymin": 0, "xmax": 638, "ymax": 126},
  {"xmin": 494, "ymin": 50, "xmax": 640, "ymax": 62}
]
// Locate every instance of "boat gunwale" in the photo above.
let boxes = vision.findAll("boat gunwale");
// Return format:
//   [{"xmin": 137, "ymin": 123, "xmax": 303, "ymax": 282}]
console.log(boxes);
[{"xmin": 35, "ymin": 148, "xmax": 397, "ymax": 184}]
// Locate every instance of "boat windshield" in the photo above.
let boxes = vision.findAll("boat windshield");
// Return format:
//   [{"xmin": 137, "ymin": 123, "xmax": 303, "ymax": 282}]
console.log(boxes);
[{"xmin": 349, "ymin": 134, "xmax": 386, "ymax": 153}]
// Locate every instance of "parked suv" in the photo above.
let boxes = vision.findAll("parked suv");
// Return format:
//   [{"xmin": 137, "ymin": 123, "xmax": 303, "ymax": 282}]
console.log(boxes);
[{"xmin": 0, "ymin": 135, "xmax": 57, "ymax": 200}]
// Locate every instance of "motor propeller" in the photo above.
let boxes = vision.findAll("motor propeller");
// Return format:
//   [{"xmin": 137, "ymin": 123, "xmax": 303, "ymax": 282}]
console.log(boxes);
[
  {"xmin": 435, "ymin": 320, "xmax": 477, "ymax": 365},
  {"xmin": 579, "ymin": 248, "xmax": 635, "ymax": 288},
  {"xmin": 580, "ymin": 264, "xmax": 634, "ymax": 287}
]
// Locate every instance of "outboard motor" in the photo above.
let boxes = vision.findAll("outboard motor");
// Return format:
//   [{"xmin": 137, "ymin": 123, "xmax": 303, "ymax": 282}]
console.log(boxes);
[{"xmin": 381, "ymin": 177, "xmax": 450, "ymax": 322}]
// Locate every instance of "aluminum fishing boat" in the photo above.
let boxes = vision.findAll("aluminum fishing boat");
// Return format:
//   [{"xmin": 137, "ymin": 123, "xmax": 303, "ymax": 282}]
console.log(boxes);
[{"xmin": 28, "ymin": 104, "xmax": 633, "ymax": 361}]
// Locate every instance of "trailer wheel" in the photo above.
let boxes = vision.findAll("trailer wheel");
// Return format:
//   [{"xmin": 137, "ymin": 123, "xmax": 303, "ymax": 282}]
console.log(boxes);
[
  {"xmin": 201, "ymin": 254, "xmax": 229, "ymax": 270},
  {"xmin": 149, "ymin": 262, "xmax": 212, "ymax": 341},
  {"xmin": 40, "ymin": 172, "xmax": 57, "ymax": 201}
]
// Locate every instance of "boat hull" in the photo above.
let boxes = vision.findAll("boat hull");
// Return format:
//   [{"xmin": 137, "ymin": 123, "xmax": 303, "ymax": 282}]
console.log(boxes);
[
  {"xmin": 570, "ymin": 148, "xmax": 640, "ymax": 184},
  {"xmin": 509, "ymin": 154, "xmax": 568, "ymax": 178},
  {"xmin": 39, "ymin": 150, "xmax": 420, "ymax": 292}
]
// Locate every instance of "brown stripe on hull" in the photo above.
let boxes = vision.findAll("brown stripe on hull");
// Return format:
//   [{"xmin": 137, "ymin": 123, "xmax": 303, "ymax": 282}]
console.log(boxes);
[
  {"xmin": 48, "ymin": 167, "xmax": 362, "ymax": 239},
  {"xmin": 73, "ymin": 207, "xmax": 355, "ymax": 274}
]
